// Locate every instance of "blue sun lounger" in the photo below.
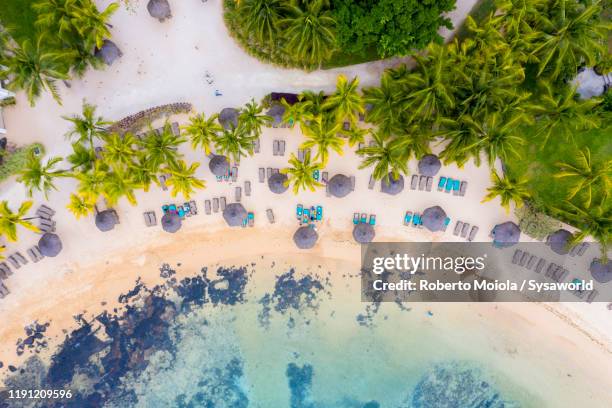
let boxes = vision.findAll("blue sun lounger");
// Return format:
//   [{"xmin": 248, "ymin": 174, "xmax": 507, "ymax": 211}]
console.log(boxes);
[
  {"xmin": 360, "ymin": 213, "xmax": 367, "ymax": 224},
  {"xmin": 162, "ymin": 205, "xmax": 169, "ymax": 214},
  {"xmin": 404, "ymin": 211, "xmax": 412, "ymax": 226},
  {"xmin": 369, "ymin": 214, "xmax": 376, "ymax": 226},
  {"xmin": 444, "ymin": 178, "xmax": 453, "ymax": 192},
  {"xmin": 177, "ymin": 206, "xmax": 185, "ymax": 218},
  {"xmin": 438, "ymin": 177, "xmax": 446, "ymax": 191},
  {"xmin": 316, "ymin": 206, "xmax": 322, "ymax": 221},
  {"xmin": 413, "ymin": 214, "xmax": 421, "ymax": 226},
  {"xmin": 313, "ymin": 170, "xmax": 320, "ymax": 181},
  {"xmin": 353, "ymin": 212, "xmax": 360, "ymax": 224},
  {"xmin": 303, "ymin": 208, "xmax": 311, "ymax": 224},
  {"xmin": 168, "ymin": 204, "xmax": 177, "ymax": 213},
  {"xmin": 297, "ymin": 204, "xmax": 303, "ymax": 219},
  {"xmin": 453, "ymin": 180, "xmax": 460, "ymax": 192},
  {"xmin": 443, "ymin": 217, "xmax": 451, "ymax": 231}
]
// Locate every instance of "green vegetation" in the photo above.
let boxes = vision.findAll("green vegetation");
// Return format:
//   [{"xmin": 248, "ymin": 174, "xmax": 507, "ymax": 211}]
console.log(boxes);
[
  {"xmin": 0, "ymin": 0, "xmax": 119, "ymax": 105},
  {"xmin": 223, "ymin": 0, "xmax": 457, "ymax": 70},
  {"xmin": 0, "ymin": 200, "xmax": 39, "ymax": 242},
  {"xmin": 0, "ymin": 143, "xmax": 45, "ymax": 182}
]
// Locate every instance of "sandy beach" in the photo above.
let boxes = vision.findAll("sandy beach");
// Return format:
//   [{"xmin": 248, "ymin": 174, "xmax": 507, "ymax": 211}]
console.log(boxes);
[{"xmin": 0, "ymin": 0, "xmax": 611, "ymax": 405}]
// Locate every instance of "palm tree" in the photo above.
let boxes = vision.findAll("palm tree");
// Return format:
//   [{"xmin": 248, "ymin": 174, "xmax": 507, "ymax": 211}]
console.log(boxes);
[
  {"xmin": 301, "ymin": 115, "xmax": 344, "ymax": 165},
  {"xmin": 342, "ymin": 126, "xmax": 367, "ymax": 148},
  {"xmin": 75, "ymin": 163, "xmax": 108, "ymax": 201},
  {"xmin": 281, "ymin": 97, "xmax": 306, "ymax": 128},
  {"xmin": 239, "ymin": 99, "xmax": 271, "ymax": 137},
  {"xmin": 437, "ymin": 115, "xmax": 484, "ymax": 168},
  {"xmin": 139, "ymin": 123, "xmax": 185, "ymax": 169},
  {"xmin": 555, "ymin": 147, "xmax": 611, "ymax": 208},
  {"xmin": 67, "ymin": 193, "xmax": 95, "ymax": 218},
  {"xmin": 18, "ymin": 154, "xmax": 67, "ymax": 198},
  {"xmin": 63, "ymin": 102, "xmax": 110, "ymax": 152},
  {"xmin": 67, "ymin": 141, "xmax": 96, "ymax": 171},
  {"xmin": 553, "ymin": 201, "xmax": 610, "ymax": 261},
  {"xmin": 130, "ymin": 153, "xmax": 159, "ymax": 192},
  {"xmin": 102, "ymin": 167, "xmax": 139, "ymax": 206},
  {"xmin": 281, "ymin": 0, "xmax": 337, "ymax": 68},
  {"xmin": 0, "ymin": 37, "xmax": 70, "ymax": 106},
  {"xmin": 322, "ymin": 75, "xmax": 364, "ymax": 124},
  {"xmin": 281, "ymin": 151, "xmax": 322, "ymax": 194},
  {"xmin": 531, "ymin": 83, "xmax": 601, "ymax": 146},
  {"xmin": 531, "ymin": 0, "xmax": 610, "ymax": 78},
  {"xmin": 299, "ymin": 90, "xmax": 327, "ymax": 118},
  {"xmin": 183, "ymin": 112, "xmax": 222, "ymax": 155},
  {"xmin": 394, "ymin": 125, "xmax": 432, "ymax": 162},
  {"xmin": 238, "ymin": 0, "xmax": 283, "ymax": 46},
  {"xmin": 357, "ymin": 131, "xmax": 408, "ymax": 182},
  {"xmin": 213, "ymin": 127, "xmax": 256, "ymax": 163},
  {"xmin": 71, "ymin": 0, "xmax": 119, "ymax": 49},
  {"xmin": 465, "ymin": 111, "xmax": 526, "ymax": 166},
  {"xmin": 102, "ymin": 132, "xmax": 137, "ymax": 169},
  {"xmin": 33, "ymin": 0, "xmax": 79, "ymax": 43},
  {"xmin": 0, "ymin": 201, "xmax": 40, "ymax": 242},
  {"xmin": 362, "ymin": 72, "xmax": 402, "ymax": 136},
  {"xmin": 482, "ymin": 170, "xmax": 530, "ymax": 213},
  {"xmin": 164, "ymin": 160, "xmax": 206, "ymax": 199}
]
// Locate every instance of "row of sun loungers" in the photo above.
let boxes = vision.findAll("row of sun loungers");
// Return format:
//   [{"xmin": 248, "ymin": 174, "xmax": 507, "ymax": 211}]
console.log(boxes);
[
  {"xmin": 204, "ymin": 197, "xmax": 227, "ymax": 214},
  {"xmin": 235, "ymin": 187, "xmax": 242, "ymax": 202},
  {"xmin": 0, "ymin": 282, "xmax": 9, "ymax": 299},
  {"xmin": 368, "ymin": 175, "xmax": 376, "ymax": 190},
  {"xmin": 37, "ymin": 204, "xmax": 57, "ymax": 234},
  {"xmin": 0, "ymin": 262, "xmax": 12, "ymax": 279},
  {"xmin": 453, "ymin": 221, "xmax": 478, "ymax": 241},
  {"xmin": 403, "ymin": 211, "xmax": 423, "ymax": 229},
  {"xmin": 438, "ymin": 177, "xmax": 467, "ymax": 196},
  {"xmin": 273, "ymin": 140, "xmax": 286, "ymax": 156},
  {"xmin": 297, "ymin": 148, "xmax": 312, "ymax": 162},
  {"xmin": 410, "ymin": 175, "xmax": 433, "ymax": 192},
  {"xmin": 6, "ymin": 252, "xmax": 28, "ymax": 269},
  {"xmin": 245, "ymin": 181, "xmax": 251, "ymax": 196},
  {"xmin": 36, "ymin": 204, "xmax": 55, "ymax": 219},
  {"xmin": 353, "ymin": 213, "xmax": 376, "ymax": 225},
  {"xmin": 143, "ymin": 211, "xmax": 157, "ymax": 227},
  {"xmin": 568, "ymin": 242, "xmax": 589, "ymax": 256},
  {"xmin": 27, "ymin": 246, "xmax": 44, "ymax": 263},
  {"xmin": 511, "ymin": 250, "xmax": 569, "ymax": 282}
]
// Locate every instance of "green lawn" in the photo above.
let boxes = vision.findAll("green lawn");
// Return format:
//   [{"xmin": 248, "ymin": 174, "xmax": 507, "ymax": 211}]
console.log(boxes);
[
  {"xmin": 0, "ymin": 0, "xmax": 38, "ymax": 43},
  {"xmin": 323, "ymin": 45, "xmax": 380, "ymax": 70},
  {"xmin": 505, "ymin": 120, "xmax": 612, "ymax": 217}
]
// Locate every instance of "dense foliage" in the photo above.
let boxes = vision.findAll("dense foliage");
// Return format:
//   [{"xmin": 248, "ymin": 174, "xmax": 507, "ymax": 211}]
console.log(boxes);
[
  {"xmin": 224, "ymin": 0, "xmax": 456, "ymax": 69},
  {"xmin": 0, "ymin": 0, "xmax": 118, "ymax": 105},
  {"xmin": 332, "ymin": 0, "xmax": 454, "ymax": 58}
]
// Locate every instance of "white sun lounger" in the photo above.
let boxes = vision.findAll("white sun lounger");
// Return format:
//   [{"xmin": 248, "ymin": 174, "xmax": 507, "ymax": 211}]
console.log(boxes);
[
  {"xmin": 27, "ymin": 246, "xmax": 43, "ymax": 263},
  {"xmin": 220, "ymin": 197, "xmax": 226, "ymax": 210},
  {"xmin": 350, "ymin": 176, "xmax": 355, "ymax": 191},
  {"xmin": 0, "ymin": 262, "xmax": 12, "ymax": 278},
  {"xmin": 460, "ymin": 223, "xmax": 470, "ymax": 238},
  {"xmin": 453, "ymin": 221, "xmax": 463, "ymax": 236},
  {"xmin": 419, "ymin": 175, "xmax": 427, "ymax": 190},
  {"xmin": 322, "ymin": 172, "xmax": 328, "ymax": 184},
  {"xmin": 467, "ymin": 225, "xmax": 478, "ymax": 242},
  {"xmin": 534, "ymin": 259, "xmax": 546, "ymax": 273},
  {"xmin": 159, "ymin": 174, "xmax": 169, "ymax": 191},
  {"xmin": 231, "ymin": 166, "xmax": 238, "ymax": 182},
  {"xmin": 213, "ymin": 198, "xmax": 219, "ymax": 213},
  {"xmin": 259, "ymin": 168, "xmax": 265, "ymax": 183},
  {"xmin": 298, "ymin": 148, "xmax": 305, "ymax": 162},
  {"xmin": 253, "ymin": 138, "xmax": 260, "ymax": 154},
  {"xmin": 235, "ymin": 187, "xmax": 242, "ymax": 202},
  {"xmin": 512, "ymin": 249, "xmax": 522, "ymax": 264},
  {"xmin": 0, "ymin": 282, "xmax": 9, "ymax": 298},
  {"xmin": 410, "ymin": 175, "xmax": 418, "ymax": 190},
  {"xmin": 205, "ymin": 200, "xmax": 211, "ymax": 215},
  {"xmin": 245, "ymin": 181, "xmax": 251, "ymax": 196},
  {"xmin": 586, "ymin": 289, "xmax": 598, "ymax": 303},
  {"xmin": 279, "ymin": 140, "xmax": 286, "ymax": 156},
  {"xmin": 267, "ymin": 167, "xmax": 272, "ymax": 179},
  {"xmin": 171, "ymin": 122, "xmax": 180, "ymax": 136},
  {"xmin": 266, "ymin": 208, "xmax": 275, "ymax": 224},
  {"xmin": 273, "ymin": 140, "xmax": 279, "ymax": 156},
  {"xmin": 426, "ymin": 177, "xmax": 433, "ymax": 192},
  {"xmin": 459, "ymin": 181, "xmax": 467, "ymax": 196},
  {"xmin": 7, "ymin": 255, "xmax": 20, "ymax": 269}
]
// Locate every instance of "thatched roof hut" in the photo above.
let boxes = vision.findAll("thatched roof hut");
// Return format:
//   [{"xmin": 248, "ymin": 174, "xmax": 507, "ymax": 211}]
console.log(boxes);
[
  {"xmin": 422, "ymin": 206, "xmax": 447, "ymax": 232},
  {"xmin": 208, "ymin": 155, "xmax": 229, "ymax": 177},
  {"xmin": 353, "ymin": 223, "xmax": 375, "ymax": 243},
  {"xmin": 328, "ymin": 174, "xmax": 351, "ymax": 198},
  {"xmin": 381, "ymin": 173, "xmax": 404, "ymax": 195},
  {"xmin": 590, "ymin": 259, "xmax": 611, "ymax": 283},
  {"xmin": 95, "ymin": 210, "xmax": 117, "ymax": 232},
  {"xmin": 94, "ymin": 40, "xmax": 122, "ymax": 66},
  {"xmin": 270, "ymin": 92, "xmax": 299, "ymax": 105},
  {"xmin": 293, "ymin": 226, "xmax": 318, "ymax": 249},
  {"xmin": 547, "ymin": 229, "xmax": 573, "ymax": 255},
  {"xmin": 418, "ymin": 154, "xmax": 441, "ymax": 176},
  {"xmin": 38, "ymin": 233, "xmax": 62, "ymax": 257},
  {"xmin": 219, "ymin": 108, "xmax": 239, "ymax": 130},
  {"xmin": 266, "ymin": 104, "xmax": 285, "ymax": 127},
  {"xmin": 491, "ymin": 222, "xmax": 520, "ymax": 247},
  {"xmin": 161, "ymin": 212, "xmax": 181, "ymax": 233},
  {"xmin": 223, "ymin": 203, "xmax": 247, "ymax": 227},
  {"xmin": 147, "ymin": 0, "xmax": 172, "ymax": 22},
  {"xmin": 268, "ymin": 172, "xmax": 289, "ymax": 194}
]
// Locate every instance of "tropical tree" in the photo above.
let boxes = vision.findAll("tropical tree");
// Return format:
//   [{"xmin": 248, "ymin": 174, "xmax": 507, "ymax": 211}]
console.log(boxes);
[
  {"xmin": 437, "ymin": 115, "xmax": 484, "ymax": 168},
  {"xmin": 482, "ymin": 170, "xmax": 530, "ymax": 213},
  {"xmin": 281, "ymin": 151, "xmax": 322, "ymax": 194},
  {"xmin": 139, "ymin": 123, "xmax": 185, "ymax": 169},
  {"xmin": 33, "ymin": 0, "xmax": 80, "ymax": 42},
  {"xmin": 465, "ymin": 110, "xmax": 526, "ymax": 166},
  {"xmin": 75, "ymin": 163, "xmax": 108, "ymax": 201},
  {"xmin": 281, "ymin": 0, "xmax": 337, "ymax": 68},
  {"xmin": 102, "ymin": 132, "xmax": 138, "ymax": 169},
  {"xmin": 0, "ymin": 37, "xmax": 70, "ymax": 105},
  {"xmin": 63, "ymin": 102, "xmax": 110, "ymax": 152},
  {"xmin": 553, "ymin": 201, "xmax": 611, "ymax": 261},
  {"xmin": 531, "ymin": 83, "xmax": 601, "ymax": 146},
  {"xmin": 67, "ymin": 193, "xmax": 95, "ymax": 218},
  {"xmin": 183, "ymin": 112, "xmax": 222, "ymax": 155},
  {"xmin": 554, "ymin": 147, "xmax": 611, "ymax": 208},
  {"xmin": 18, "ymin": 154, "xmax": 67, "ymax": 198},
  {"xmin": 164, "ymin": 160, "xmax": 206, "ymax": 199},
  {"xmin": 322, "ymin": 74, "xmax": 364, "ymax": 124},
  {"xmin": 281, "ymin": 97, "xmax": 306, "ymax": 128},
  {"xmin": 301, "ymin": 115, "xmax": 344, "ymax": 165},
  {"xmin": 213, "ymin": 127, "xmax": 256, "ymax": 163},
  {"xmin": 394, "ymin": 125, "xmax": 432, "ymax": 161},
  {"xmin": 362, "ymin": 72, "xmax": 402, "ymax": 136},
  {"xmin": 342, "ymin": 126, "xmax": 367, "ymax": 147},
  {"xmin": 102, "ymin": 168, "xmax": 139, "ymax": 206},
  {"xmin": 298, "ymin": 90, "xmax": 327, "ymax": 118},
  {"xmin": 531, "ymin": 0, "xmax": 610, "ymax": 79},
  {"xmin": 0, "ymin": 201, "xmax": 40, "ymax": 242},
  {"xmin": 238, "ymin": 0, "xmax": 284, "ymax": 46},
  {"xmin": 130, "ymin": 154, "xmax": 159, "ymax": 192},
  {"xmin": 67, "ymin": 141, "xmax": 96, "ymax": 171},
  {"xmin": 357, "ymin": 130, "xmax": 408, "ymax": 182},
  {"xmin": 71, "ymin": 0, "xmax": 119, "ymax": 49},
  {"xmin": 239, "ymin": 99, "xmax": 271, "ymax": 136}
]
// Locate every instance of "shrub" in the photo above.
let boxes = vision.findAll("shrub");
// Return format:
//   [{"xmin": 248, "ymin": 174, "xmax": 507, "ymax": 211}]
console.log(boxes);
[{"xmin": 0, "ymin": 143, "xmax": 45, "ymax": 182}]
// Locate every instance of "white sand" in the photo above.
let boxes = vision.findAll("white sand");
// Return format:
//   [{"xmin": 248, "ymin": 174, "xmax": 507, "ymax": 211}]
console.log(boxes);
[{"xmin": 0, "ymin": 0, "xmax": 610, "ymax": 401}]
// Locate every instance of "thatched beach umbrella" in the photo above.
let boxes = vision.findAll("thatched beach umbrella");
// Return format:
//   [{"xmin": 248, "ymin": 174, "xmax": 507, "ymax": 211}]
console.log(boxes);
[
  {"xmin": 268, "ymin": 172, "xmax": 289, "ymax": 194},
  {"xmin": 491, "ymin": 222, "xmax": 520, "ymax": 247},
  {"xmin": 161, "ymin": 212, "xmax": 181, "ymax": 233},
  {"xmin": 381, "ymin": 173, "xmax": 404, "ymax": 195},
  {"xmin": 219, "ymin": 108, "xmax": 239, "ymax": 130},
  {"xmin": 38, "ymin": 233, "xmax": 62, "ymax": 257},
  {"xmin": 293, "ymin": 226, "xmax": 318, "ymax": 249},
  {"xmin": 208, "ymin": 154, "xmax": 229, "ymax": 177},
  {"xmin": 328, "ymin": 174, "xmax": 351, "ymax": 198},
  {"xmin": 266, "ymin": 104, "xmax": 285, "ymax": 127},
  {"xmin": 418, "ymin": 154, "xmax": 441, "ymax": 176},
  {"xmin": 590, "ymin": 259, "xmax": 611, "ymax": 283},
  {"xmin": 353, "ymin": 223, "xmax": 375, "ymax": 244},
  {"xmin": 223, "ymin": 203, "xmax": 247, "ymax": 227},
  {"xmin": 94, "ymin": 40, "xmax": 122, "ymax": 66},
  {"xmin": 547, "ymin": 229, "xmax": 572, "ymax": 255},
  {"xmin": 422, "ymin": 206, "xmax": 447, "ymax": 232},
  {"xmin": 147, "ymin": 0, "xmax": 172, "ymax": 22},
  {"xmin": 95, "ymin": 210, "xmax": 117, "ymax": 232}
]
